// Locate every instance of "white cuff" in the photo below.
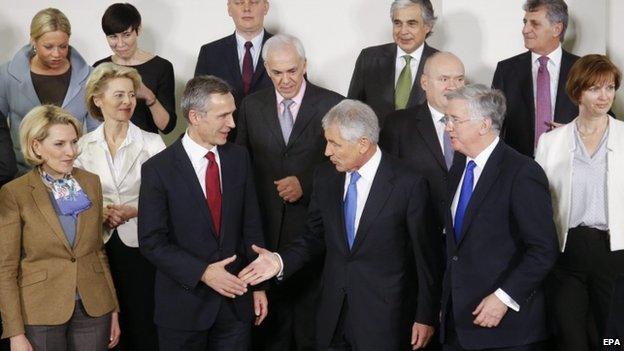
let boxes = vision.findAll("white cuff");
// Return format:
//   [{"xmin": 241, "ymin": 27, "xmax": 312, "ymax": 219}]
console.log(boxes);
[
  {"xmin": 495, "ymin": 288, "xmax": 520, "ymax": 312},
  {"xmin": 275, "ymin": 253, "xmax": 285, "ymax": 281}
]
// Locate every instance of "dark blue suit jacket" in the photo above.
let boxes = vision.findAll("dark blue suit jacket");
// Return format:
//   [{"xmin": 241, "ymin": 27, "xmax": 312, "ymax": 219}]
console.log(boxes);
[
  {"xmin": 441, "ymin": 140, "xmax": 558, "ymax": 349},
  {"xmin": 138, "ymin": 140, "xmax": 264, "ymax": 330},
  {"xmin": 280, "ymin": 154, "xmax": 442, "ymax": 349}
]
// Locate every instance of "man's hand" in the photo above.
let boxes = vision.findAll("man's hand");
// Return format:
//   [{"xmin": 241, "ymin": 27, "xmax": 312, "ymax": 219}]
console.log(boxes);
[
  {"xmin": 472, "ymin": 293, "xmax": 508, "ymax": 328},
  {"xmin": 9, "ymin": 334, "xmax": 33, "ymax": 351},
  {"xmin": 108, "ymin": 312, "xmax": 121, "ymax": 349},
  {"xmin": 201, "ymin": 255, "xmax": 248, "ymax": 298},
  {"xmin": 238, "ymin": 245, "xmax": 281, "ymax": 285},
  {"xmin": 274, "ymin": 176, "xmax": 303, "ymax": 203},
  {"xmin": 104, "ymin": 204, "xmax": 138, "ymax": 228},
  {"xmin": 411, "ymin": 322, "xmax": 434, "ymax": 349},
  {"xmin": 253, "ymin": 290, "xmax": 268, "ymax": 326}
]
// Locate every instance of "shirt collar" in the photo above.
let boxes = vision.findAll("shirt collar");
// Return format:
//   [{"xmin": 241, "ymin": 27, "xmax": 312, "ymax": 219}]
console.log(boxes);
[
  {"xmin": 182, "ymin": 131, "xmax": 218, "ymax": 163},
  {"xmin": 92, "ymin": 122, "xmax": 140, "ymax": 149},
  {"xmin": 428, "ymin": 103, "xmax": 445, "ymax": 123},
  {"xmin": 467, "ymin": 136, "xmax": 500, "ymax": 170},
  {"xmin": 531, "ymin": 44, "xmax": 562, "ymax": 68},
  {"xmin": 276, "ymin": 80, "xmax": 307, "ymax": 107},
  {"xmin": 235, "ymin": 30, "xmax": 265, "ymax": 52},
  {"xmin": 396, "ymin": 43, "xmax": 425, "ymax": 62},
  {"xmin": 348, "ymin": 145, "xmax": 382, "ymax": 183}
]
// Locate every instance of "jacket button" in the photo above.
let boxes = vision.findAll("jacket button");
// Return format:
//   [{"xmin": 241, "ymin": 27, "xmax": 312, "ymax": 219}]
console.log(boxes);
[
  {"xmin": 70, "ymin": 257, "xmax": 76, "ymax": 262},
  {"xmin": 452, "ymin": 256, "xmax": 458, "ymax": 261}
]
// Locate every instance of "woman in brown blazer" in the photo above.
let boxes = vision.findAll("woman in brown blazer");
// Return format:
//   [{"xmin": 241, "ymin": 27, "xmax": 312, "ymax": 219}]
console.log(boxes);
[{"xmin": 0, "ymin": 105, "xmax": 120, "ymax": 351}]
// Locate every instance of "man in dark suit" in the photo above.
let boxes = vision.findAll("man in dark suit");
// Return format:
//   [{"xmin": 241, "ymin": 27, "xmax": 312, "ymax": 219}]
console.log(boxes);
[
  {"xmin": 441, "ymin": 84, "xmax": 558, "ymax": 351},
  {"xmin": 194, "ymin": 0, "xmax": 272, "ymax": 141},
  {"xmin": 0, "ymin": 112, "xmax": 17, "ymax": 187},
  {"xmin": 138, "ymin": 76, "xmax": 268, "ymax": 351},
  {"xmin": 236, "ymin": 34, "xmax": 343, "ymax": 351},
  {"xmin": 238, "ymin": 100, "xmax": 442, "ymax": 350},
  {"xmin": 492, "ymin": 0, "xmax": 579, "ymax": 157},
  {"xmin": 348, "ymin": 0, "xmax": 438, "ymax": 127},
  {"xmin": 381, "ymin": 51, "xmax": 465, "ymax": 236}
]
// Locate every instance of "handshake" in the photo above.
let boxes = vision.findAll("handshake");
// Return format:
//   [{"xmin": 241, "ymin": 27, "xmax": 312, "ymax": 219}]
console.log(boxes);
[{"xmin": 200, "ymin": 245, "xmax": 282, "ymax": 298}]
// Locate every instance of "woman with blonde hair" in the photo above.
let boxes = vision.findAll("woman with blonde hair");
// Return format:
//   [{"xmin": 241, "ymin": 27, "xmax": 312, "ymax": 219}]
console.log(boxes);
[
  {"xmin": 75, "ymin": 62, "xmax": 165, "ymax": 350},
  {"xmin": 0, "ymin": 105, "xmax": 119, "ymax": 351},
  {"xmin": 0, "ymin": 8, "xmax": 98, "ymax": 177}
]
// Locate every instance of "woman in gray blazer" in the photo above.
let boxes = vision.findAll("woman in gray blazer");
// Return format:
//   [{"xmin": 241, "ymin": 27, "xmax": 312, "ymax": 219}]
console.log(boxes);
[
  {"xmin": 536, "ymin": 55, "xmax": 623, "ymax": 351},
  {"xmin": 74, "ymin": 62, "xmax": 165, "ymax": 351},
  {"xmin": 0, "ymin": 8, "xmax": 99, "ymax": 177}
]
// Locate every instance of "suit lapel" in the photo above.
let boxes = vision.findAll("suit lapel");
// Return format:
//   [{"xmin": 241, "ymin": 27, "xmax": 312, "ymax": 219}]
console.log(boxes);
[
  {"xmin": 520, "ymin": 52, "xmax": 536, "ymax": 132},
  {"xmin": 407, "ymin": 44, "xmax": 434, "ymax": 107},
  {"xmin": 286, "ymin": 84, "xmax": 318, "ymax": 149},
  {"xmin": 117, "ymin": 138, "xmax": 142, "ymax": 186},
  {"xmin": 260, "ymin": 91, "xmax": 287, "ymax": 149},
  {"xmin": 350, "ymin": 155, "xmax": 394, "ymax": 254},
  {"xmin": 225, "ymin": 33, "xmax": 243, "ymax": 92},
  {"xmin": 379, "ymin": 45, "xmax": 397, "ymax": 110},
  {"xmin": 217, "ymin": 145, "xmax": 235, "ymax": 244},
  {"xmin": 415, "ymin": 105, "xmax": 447, "ymax": 170},
  {"xmin": 456, "ymin": 143, "xmax": 504, "ymax": 247},
  {"xmin": 28, "ymin": 171, "xmax": 73, "ymax": 252},
  {"xmin": 251, "ymin": 31, "xmax": 271, "ymax": 88},
  {"xmin": 554, "ymin": 50, "xmax": 574, "ymax": 122},
  {"xmin": 447, "ymin": 153, "xmax": 466, "ymax": 246},
  {"xmin": 330, "ymin": 171, "xmax": 350, "ymax": 255},
  {"xmin": 172, "ymin": 141, "xmax": 216, "ymax": 240}
]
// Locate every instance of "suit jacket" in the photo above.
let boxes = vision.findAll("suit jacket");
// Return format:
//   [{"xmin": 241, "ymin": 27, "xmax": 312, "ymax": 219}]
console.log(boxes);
[
  {"xmin": 194, "ymin": 31, "xmax": 273, "ymax": 141},
  {"xmin": 348, "ymin": 42, "xmax": 438, "ymax": 127},
  {"xmin": 492, "ymin": 50, "xmax": 580, "ymax": 157},
  {"xmin": 0, "ymin": 112, "xmax": 16, "ymax": 186},
  {"xmin": 75, "ymin": 122, "xmax": 166, "ymax": 247},
  {"xmin": 535, "ymin": 117, "xmax": 624, "ymax": 251},
  {"xmin": 236, "ymin": 83, "xmax": 343, "ymax": 251},
  {"xmin": 279, "ymin": 154, "xmax": 442, "ymax": 349},
  {"xmin": 380, "ymin": 103, "xmax": 450, "ymax": 231},
  {"xmin": 0, "ymin": 45, "xmax": 100, "ymax": 176},
  {"xmin": 138, "ymin": 140, "xmax": 265, "ymax": 330},
  {"xmin": 0, "ymin": 168, "xmax": 119, "ymax": 338},
  {"xmin": 441, "ymin": 141, "xmax": 558, "ymax": 349}
]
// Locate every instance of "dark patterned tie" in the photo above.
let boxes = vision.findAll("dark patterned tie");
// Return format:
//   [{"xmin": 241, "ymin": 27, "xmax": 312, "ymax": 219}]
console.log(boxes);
[{"xmin": 242, "ymin": 41, "xmax": 254, "ymax": 96}]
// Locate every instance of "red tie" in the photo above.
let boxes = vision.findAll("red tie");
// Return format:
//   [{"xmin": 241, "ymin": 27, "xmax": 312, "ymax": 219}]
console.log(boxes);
[
  {"xmin": 242, "ymin": 41, "xmax": 254, "ymax": 96},
  {"xmin": 205, "ymin": 151, "xmax": 222, "ymax": 237}
]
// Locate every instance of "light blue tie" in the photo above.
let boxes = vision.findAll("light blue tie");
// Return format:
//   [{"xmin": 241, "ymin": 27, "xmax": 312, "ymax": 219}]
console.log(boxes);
[
  {"xmin": 454, "ymin": 161, "xmax": 476, "ymax": 242},
  {"xmin": 344, "ymin": 171, "xmax": 361, "ymax": 249}
]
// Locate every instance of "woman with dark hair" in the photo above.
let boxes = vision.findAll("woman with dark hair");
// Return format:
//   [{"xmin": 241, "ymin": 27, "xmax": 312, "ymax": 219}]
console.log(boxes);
[
  {"xmin": 536, "ymin": 54, "xmax": 623, "ymax": 351},
  {"xmin": 94, "ymin": 3, "xmax": 177, "ymax": 135}
]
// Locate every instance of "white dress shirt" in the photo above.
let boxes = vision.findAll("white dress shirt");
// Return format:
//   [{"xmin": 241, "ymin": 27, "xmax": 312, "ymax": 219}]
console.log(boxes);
[
  {"xmin": 531, "ymin": 45, "xmax": 562, "ymax": 119},
  {"xmin": 428, "ymin": 103, "xmax": 447, "ymax": 153},
  {"xmin": 450, "ymin": 137, "xmax": 520, "ymax": 312},
  {"xmin": 343, "ymin": 146, "xmax": 382, "ymax": 235},
  {"xmin": 182, "ymin": 132, "xmax": 222, "ymax": 195},
  {"xmin": 235, "ymin": 30, "xmax": 264, "ymax": 71},
  {"xmin": 395, "ymin": 44, "xmax": 424, "ymax": 86}
]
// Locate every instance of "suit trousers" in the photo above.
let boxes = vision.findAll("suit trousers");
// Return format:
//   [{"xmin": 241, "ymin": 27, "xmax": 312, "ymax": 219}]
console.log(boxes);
[
  {"xmin": 157, "ymin": 300, "xmax": 250, "ymax": 351},
  {"xmin": 547, "ymin": 226, "xmax": 624, "ymax": 351},
  {"xmin": 24, "ymin": 300, "xmax": 111, "ymax": 351},
  {"xmin": 106, "ymin": 230, "xmax": 159, "ymax": 351}
]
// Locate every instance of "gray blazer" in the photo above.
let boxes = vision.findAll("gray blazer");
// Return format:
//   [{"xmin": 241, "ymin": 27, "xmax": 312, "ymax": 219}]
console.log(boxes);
[{"xmin": 0, "ymin": 45, "xmax": 99, "ymax": 175}]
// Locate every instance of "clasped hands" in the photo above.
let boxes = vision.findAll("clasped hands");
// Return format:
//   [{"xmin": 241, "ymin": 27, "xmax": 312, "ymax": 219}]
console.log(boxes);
[
  {"xmin": 200, "ymin": 252, "xmax": 270, "ymax": 325},
  {"xmin": 104, "ymin": 204, "xmax": 137, "ymax": 229}
]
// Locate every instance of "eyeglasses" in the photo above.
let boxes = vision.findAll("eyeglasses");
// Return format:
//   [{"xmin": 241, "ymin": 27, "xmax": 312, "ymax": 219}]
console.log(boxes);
[{"xmin": 440, "ymin": 115, "xmax": 473, "ymax": 126}]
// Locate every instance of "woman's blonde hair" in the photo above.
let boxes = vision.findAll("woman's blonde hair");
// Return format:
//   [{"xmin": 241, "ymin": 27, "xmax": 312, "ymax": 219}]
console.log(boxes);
[
  {"xmin": 20, "ymin": 105, "xmax": 82, "ymax": 166},
  {"xmin": 30, "ymin": 8, "xmax": 71, "ymax": 41},
  {"xmin": 85, "ymin": 62, "xmax": 142, "ymax": 121}
]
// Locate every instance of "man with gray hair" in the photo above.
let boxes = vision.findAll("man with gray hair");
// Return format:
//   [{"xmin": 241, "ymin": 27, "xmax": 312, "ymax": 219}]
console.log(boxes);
[
  {"xmin": 492, "ymin": 0, "xmax": 579, "ymax": 157},
  {"xmin": 440, "ymin": 84, "xmax": 558, "ymax": 350},
  {"xmin": 138, "ymin": 75, "xmax": 268, "ymax": 350},
  {"xmin": 236, "ymin": 33, "xmax": 342, "ymax": 350},
  {"xmin": 238, "ymin": 99, "xmax": 442, "ymax": 350},
  {"xmin": 348, "ymin": 0, "xmax": 438, "ymax": 127}
]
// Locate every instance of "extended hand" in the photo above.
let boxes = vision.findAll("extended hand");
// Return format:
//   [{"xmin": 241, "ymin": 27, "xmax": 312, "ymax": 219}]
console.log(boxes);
[
  {"xmin": 274, "ymin": 176, "xmax": 303, "ymax": 203},
  {"xmin": 253, "ymin": 290, "xmax": 268, "ymax": 326},
  {"xmin": 202, "ymin": 255, "xmax": 248, "ymax": 298},
  {"xmin": 108, "ymin": 312, "xmax": 121, "ymax": 348},
  {"xmin": 411, "ymin": 322, "xmax": 434, "ymax": 349},
  {"xmin": 238, "ymin": 245, "xmax": 281, "ymax": 285},
  {"xmin": 105, "ymin": 204, "xmax": 138, "ymax": 228},
  {"xmin": 472, "ymin": 293, "xmax": 508, "ymax": 328}
]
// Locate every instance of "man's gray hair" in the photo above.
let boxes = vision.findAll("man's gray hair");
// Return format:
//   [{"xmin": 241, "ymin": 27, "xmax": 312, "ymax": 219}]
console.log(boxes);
[
  {"xmin": 523, "ymin": 0, "xmax": 568, "ymax": 41},
  {"xmin": 321, "ymin": 100, "xmax": 380, "ymax": 144},
  {"xmin": 180, "ymin": 75, "xmax": 232, "ymax": 120},
  {"xmin": 390, "ymin": 0, "xmax": 437, "ymax": 37},
  {"xmin": 446, "ymin": 84, "xmax": 507, "ymax": 133},
  {"xmin": 261, "ymin": 33, "xmax": 306, "ymax": 62}
]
